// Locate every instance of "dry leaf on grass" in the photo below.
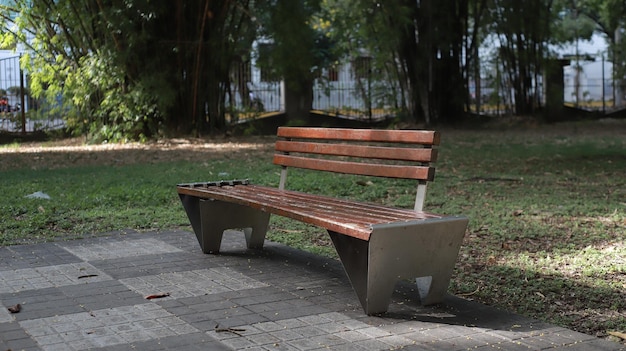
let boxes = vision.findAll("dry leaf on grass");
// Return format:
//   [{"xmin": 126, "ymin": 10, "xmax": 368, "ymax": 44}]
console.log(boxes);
[{"xmin": 608, "ymin": 331, "xmax": 626, "ymax": 340}]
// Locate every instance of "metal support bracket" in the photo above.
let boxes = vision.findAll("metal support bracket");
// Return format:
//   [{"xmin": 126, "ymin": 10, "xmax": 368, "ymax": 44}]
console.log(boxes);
[
  {"xmin": 178, "ymin": 193, "xmax": 270, "ymax": 253},
  {"xmin": 328, "ymin": 216, "xmax": 469, "ymax": 315}
]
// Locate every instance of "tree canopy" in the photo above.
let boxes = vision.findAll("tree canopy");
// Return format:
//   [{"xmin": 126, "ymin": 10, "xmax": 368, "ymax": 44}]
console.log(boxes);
[{"xmin": 0, "ymin": 0, "xmax": 623, "ymax": 140}]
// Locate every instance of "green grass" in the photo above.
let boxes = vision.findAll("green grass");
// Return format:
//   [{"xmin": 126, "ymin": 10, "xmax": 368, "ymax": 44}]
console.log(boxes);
[
  {"xmin": 0, "ymin": 120, "xmax": 624, "ymax": 342},
  {"xmin": 0, "ymin": 140, "xmax": 21, "ymax": 149}
]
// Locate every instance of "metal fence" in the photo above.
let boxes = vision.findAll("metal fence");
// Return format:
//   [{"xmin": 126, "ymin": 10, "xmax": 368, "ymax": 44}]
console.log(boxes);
[
  {"xmin": 563, "ymin": 80, "xmax": 626, "ymax": 113},
  {"xmin": 561, "ymin": 58, "xmax": 626, "ymax": 113},
  {"xmin": 312, "ymin": 57, "xmax": 402, "ymax": 121},
  {"xmin": 224, "ymin": 59, "xmax": 282, "ymax": 124},
  {"xmin": 226, "ymin": 57, "xmax": 400, "ymax": 123},
  {"xmin": 0, "ymin": 55, "xmax": 64, "ymax": 134},
  {"xmin": 467, "ymin": 58, "xmax": 626, "ymax": 116},
  {"xmin": 10, "ymin": 54, "xmax": 624, "ymax": 135}
]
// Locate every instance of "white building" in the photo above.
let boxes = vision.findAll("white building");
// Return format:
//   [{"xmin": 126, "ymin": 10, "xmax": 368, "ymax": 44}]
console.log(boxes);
[{"xmin": 563, "ymin": 58, "xmax": 614, "ymax": 105}]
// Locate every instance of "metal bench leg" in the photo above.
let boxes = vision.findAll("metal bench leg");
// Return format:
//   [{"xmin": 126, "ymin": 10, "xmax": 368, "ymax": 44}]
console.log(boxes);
[
  {"xmin": 329, "ymin": 216, "xmax": 468, "ymax": 315},
  {"xmin": 328, "ymin": 231, "xmax": 397, "ymax": 315},
  {"xmin": 178, "ymin": 194, "xmax": 270, "ymax": 253},
  {"xmin": 369, "ymin": 216, "xmax": 468, "ymax": 310}
]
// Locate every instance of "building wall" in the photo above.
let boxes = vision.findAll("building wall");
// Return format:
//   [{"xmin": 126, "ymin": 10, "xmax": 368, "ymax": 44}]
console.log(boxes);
[{"xmin": 563, "ymin": 60, "xmax": 614, "ymax": 104}]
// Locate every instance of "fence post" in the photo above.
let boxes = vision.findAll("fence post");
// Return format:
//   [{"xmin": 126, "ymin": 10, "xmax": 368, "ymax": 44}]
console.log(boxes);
[
  {"xmin": 602, "ymin": 53, "xmax": 605, "ymax": 114},
  {"xmin": 20, "ymin": 62, "xmax": 26, "ymax": 134}
]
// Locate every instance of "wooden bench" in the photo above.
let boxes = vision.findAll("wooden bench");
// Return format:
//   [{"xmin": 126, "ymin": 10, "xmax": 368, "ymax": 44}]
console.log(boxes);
[{"xmin": 177, "ymin": 127, "xmax": 469, "ymax": 315}]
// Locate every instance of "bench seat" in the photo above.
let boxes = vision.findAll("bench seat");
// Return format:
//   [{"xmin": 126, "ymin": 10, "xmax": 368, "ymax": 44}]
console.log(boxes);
[{"xmin": 178, "ymin": 183, "xmax": 442, "ymax": 241}]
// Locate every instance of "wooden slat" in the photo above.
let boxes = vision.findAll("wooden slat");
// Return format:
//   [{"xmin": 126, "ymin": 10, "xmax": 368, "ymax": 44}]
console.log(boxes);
[
  {"xmin": 177, "ymin": 184, "xmax": 442, "ymax": 241},
  {"xmin": 226, "ymin": 186, "xmax": 415, "ymax": 224},
  {"xmin": 179, "ymin": 127, "xmax": 445, "ymax": 241},
  {"xmin": 277, "ymin": 127, "xmax": 440, "ymax": 145},
  {"xmin": 273, "ymin": 154, "xmax": 435, "ymax": 180},
  {"xmin": 178, "ymin": 186, "xmax": 372, "ymax": 239},
  {"xmin": 224, "ymin": 184, "xmax": 425, "ymax": 221},
  {"xmin": 275, "ymin": 140, "xmax": 438, "ymax": 162}
]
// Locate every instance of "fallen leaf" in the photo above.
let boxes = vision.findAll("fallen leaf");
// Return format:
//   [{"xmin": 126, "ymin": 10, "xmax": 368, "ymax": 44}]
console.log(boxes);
[
  {"xmin": 276, "ymin": 228, "xmax": 303, "ymax": 233},
  {"xmin": 145, "ymin": 292, "xmax": 170, "ymax": 300},
  {"xmin": 7, "ymin": 304, "xmax": 21, "ymax": 313},
  {"xmin": 535, "ymin": 291, "xmax": 545, "ymax": 298},
  {"xmin": 457, "ymin": 287, "xmax": 480, "ymax": 296}
]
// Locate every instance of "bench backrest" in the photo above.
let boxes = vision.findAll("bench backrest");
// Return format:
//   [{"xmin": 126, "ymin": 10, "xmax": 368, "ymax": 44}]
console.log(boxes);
[{"xmin": 274, "ymin": 127, "xmax": 440, "ymax": 212}]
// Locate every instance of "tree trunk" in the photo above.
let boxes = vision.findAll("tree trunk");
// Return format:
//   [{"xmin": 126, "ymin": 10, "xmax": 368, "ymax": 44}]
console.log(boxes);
[{"xmin": 284, "ymin": 78, "xmax": 313, "ymax": 123}]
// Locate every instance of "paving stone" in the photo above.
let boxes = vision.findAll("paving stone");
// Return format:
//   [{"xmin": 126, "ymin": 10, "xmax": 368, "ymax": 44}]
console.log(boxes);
[
  {"xmin": 61, "ymin": 237, "xmax": 183, "ymax": 261},
  {"xmin": 90, "ymin": 251, "xmax": 213, "ymax": 280},
  {"xmin": 553, "ymin": 339, "xmax": 626, "ymax": 351},
  {"xmin": 1, "ymin": 333, "xmax": 40, "ymax": 351},
  {"xmin": 352, "ymin": 337, "xmax": 405, "ymax": 351},
  {"xmin": 0, "ymin": 262, "xmax": 112, "ymax": 293},
  {"xmin": 0, "ymin": 243, "xmax": 82, "ymax": 270},
  {"xmin": 119, "ymin": 267, "xmax": 268, "ymax": 300},
  {"xmin": 0, "ymin": 302, "xmax": 15, "ymax": 323},
  {"xmin": 18, "ymin": 303, "xmax": 198, "ymax": 350},
  {"xmin": 0, "ymin": 230, "xmax": 623, "ymax": 351},
  {"xmin": 3, "ymin": 291, "xmax": 88, "ymax": 321}
]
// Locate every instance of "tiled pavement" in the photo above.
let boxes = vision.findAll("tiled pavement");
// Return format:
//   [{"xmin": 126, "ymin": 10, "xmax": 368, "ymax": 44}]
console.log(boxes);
[{"xmin": 0, "ymin": 229, "xmax": 624, "ymax": 351}]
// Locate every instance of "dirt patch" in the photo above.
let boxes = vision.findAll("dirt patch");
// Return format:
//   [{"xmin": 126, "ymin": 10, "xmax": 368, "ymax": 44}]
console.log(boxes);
[
  {"xmin": 3, "ymin": 118, "xmax": 625, "ymax": 172},
  {"xmin": 0, "ymin": 135, "xmax": 276, "ymax": 172}
]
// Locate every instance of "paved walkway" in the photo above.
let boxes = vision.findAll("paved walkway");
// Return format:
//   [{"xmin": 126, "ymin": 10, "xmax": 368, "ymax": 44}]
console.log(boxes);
[{"xmin": 0, "ymin": 229, "xmax": 624, "ymax": 351}]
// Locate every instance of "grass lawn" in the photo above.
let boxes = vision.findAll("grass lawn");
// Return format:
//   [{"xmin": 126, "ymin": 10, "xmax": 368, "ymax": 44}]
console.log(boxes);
[{"xmin": 0, "ymin": 119, "xmax": 624, "ymax": 342}]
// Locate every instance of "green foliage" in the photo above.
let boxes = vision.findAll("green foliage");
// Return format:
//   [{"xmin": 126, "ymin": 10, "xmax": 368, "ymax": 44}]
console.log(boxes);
[
  {"xmin": 1, "ymin": 0, "xmax": 624, "ymax": 139},
  {"xmin": 0, "ymin": 2, "xmax": 171, "ymax": 142},
  {"xmin": 1, "ymin": 1, "xmax": 265, "ymax": 139},
  {"xmin": 320, "ymin": 0, "xmax": 413, "ymax": 116},
  {"xmin": 58, "ymin": 52, "xmax": 167, "ymax": 142},
  {"xmin": 266, "ymin": 0, "xmax": 316, "ymax": 86},
  {"xmin": 242, "ymin": 122, "xmax": 258, "ymax": 136},
  {"xmin": 551, "ymin": 0, "xmax": 596, "ymax": 44},
  {"xmin": 485, "ymin": 0, "xmax": 554, "ymax": 115}
]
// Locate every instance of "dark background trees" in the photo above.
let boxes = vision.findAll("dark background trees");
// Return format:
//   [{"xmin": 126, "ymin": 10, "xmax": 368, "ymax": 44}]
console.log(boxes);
[
  {"xmin": 0, "ymin": 0, "xmax": 623, "ymax": 140},
  {"xmin": 1, "ymin": 0, "xmax": 264, "ymax": 140}
]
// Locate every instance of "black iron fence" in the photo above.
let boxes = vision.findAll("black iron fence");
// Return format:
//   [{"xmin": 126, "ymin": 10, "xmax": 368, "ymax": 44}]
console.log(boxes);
[
  {"xmin": 12, "ymin": 53, "xmax": 626, "ymax": 135},
  {"xmin": 0, "ymin": 55, "xmax": 64, "ymax": 134},
  {"xmin": 226, "ymin": 57, "xmax": 400, "ymax": 123},
  {"xmin": 312, "ymin": 57, "xmax": 401, "ymax": 121}
]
